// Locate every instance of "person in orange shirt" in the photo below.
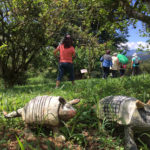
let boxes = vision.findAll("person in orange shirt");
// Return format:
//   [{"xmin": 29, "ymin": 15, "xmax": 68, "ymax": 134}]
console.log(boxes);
[{"xmin": 54, "ymin": 35, "xmax": 76, "ymax": 88}]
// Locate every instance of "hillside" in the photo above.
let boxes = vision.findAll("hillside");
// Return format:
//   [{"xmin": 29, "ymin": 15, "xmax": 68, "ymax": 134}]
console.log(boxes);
[{"xmin": 125, "ymin": 50, "xmax": 150, "ymax": 61}]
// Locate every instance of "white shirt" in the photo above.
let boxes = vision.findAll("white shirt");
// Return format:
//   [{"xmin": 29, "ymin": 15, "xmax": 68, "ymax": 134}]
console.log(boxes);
[{"xmin": 111, "ymin": 56, "xmax": 119, "ymax": 70}]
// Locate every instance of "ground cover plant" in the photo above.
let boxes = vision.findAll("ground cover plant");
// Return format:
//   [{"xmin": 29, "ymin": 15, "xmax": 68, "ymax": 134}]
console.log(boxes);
[{"xmin": 0, "ymin": 74, "xmax": 150, "ymax": 150}]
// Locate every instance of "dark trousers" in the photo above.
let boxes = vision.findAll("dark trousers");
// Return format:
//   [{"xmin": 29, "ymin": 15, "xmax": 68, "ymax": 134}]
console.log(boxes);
[
  {"xmin": 132, "ymin": 66, "xmax": 139, "ymax": 76},
  {"xmin": 57, "ymin": 63, "xmax": 74, "ymax": 81},
  {"xmin": 120, "ymin": 69, "xmax": 125, "ymax": 77},
  {"xmin": 112, "ymin": 70, "xmax": 118, "ymax": 78},
  {"xmin": 103, "ymin": 67, "xmax": 110, "ymax": 79}
]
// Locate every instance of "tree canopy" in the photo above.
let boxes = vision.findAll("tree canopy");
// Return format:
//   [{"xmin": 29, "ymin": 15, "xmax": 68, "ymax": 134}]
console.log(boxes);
[{"xmin": 0, "ymin": 0, "xmax": 149, "ymax": 87}]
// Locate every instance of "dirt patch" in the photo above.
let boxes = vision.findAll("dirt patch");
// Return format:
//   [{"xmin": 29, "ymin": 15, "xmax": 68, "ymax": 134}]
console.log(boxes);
[{"xmin": 0, "ymin": 128, "xmax": 110, "ymax": 150}]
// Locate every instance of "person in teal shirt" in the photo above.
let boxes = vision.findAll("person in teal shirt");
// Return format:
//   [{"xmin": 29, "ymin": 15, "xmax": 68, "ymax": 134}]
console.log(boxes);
[{"xmin": 131, "ymin": 53, "xmax": 141, "ymax": 75}]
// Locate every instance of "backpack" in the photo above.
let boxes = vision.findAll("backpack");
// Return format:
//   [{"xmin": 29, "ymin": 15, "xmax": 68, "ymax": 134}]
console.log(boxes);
[
  {"xmin": 120, "ymin": 64, "xmax": 126, "ymax": 69},
  {"xmin": 122, "ymin": 64, "xmax": 126, "ymax": 69},
  {"xmin": 134, "ymin": 57, "xmax": 139, "ymax": 65}
]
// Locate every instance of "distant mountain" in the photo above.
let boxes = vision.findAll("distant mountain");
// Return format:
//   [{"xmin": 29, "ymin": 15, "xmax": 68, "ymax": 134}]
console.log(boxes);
[{"xmin": 125, "ymin": 50, "xmax": 150, "ymax": 61}]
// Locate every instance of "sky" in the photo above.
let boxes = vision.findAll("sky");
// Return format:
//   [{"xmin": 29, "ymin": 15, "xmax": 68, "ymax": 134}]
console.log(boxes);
[{"xmin": 122, "ymin": 21, "xmax": 150, "ymax": 50}]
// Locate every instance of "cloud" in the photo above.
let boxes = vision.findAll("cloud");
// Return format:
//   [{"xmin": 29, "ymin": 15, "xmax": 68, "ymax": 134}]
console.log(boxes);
[{"xmin": 120, "ymin": 41, "xmax": 150, "ymax": 50}]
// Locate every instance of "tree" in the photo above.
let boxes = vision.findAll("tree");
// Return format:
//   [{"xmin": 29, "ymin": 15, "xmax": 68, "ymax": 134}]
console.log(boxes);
[
  {"xmin": 0, "ymin": 0, "xmax": 47, "ymax": 86},
  {"xmin": 120, "ymin": 0, "xmax": 150, "ymax": 25},
  {"xmin": 39, "ymin": 0, "xmax": 129, "ymax": 75}
]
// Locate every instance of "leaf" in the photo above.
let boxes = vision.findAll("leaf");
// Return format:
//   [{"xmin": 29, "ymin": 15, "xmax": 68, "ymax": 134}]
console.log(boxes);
[{"xmin": 16, "ymin": 136, "xmax": 25, "ymax": 150}]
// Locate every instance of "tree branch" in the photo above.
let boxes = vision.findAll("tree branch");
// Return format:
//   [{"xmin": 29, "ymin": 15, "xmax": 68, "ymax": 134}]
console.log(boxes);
[{"xmin": 120, "ymin": 0, "xmax": 150, "ymax": 25}]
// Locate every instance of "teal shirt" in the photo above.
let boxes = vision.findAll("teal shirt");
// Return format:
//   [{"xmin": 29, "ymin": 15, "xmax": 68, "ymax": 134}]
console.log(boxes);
[{"xmin": 132, "ymin": 57, "xmax": 140, "ymax": 67}]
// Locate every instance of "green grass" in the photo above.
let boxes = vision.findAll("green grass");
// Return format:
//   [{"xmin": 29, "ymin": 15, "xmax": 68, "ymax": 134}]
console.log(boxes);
[{"xmin": 1, "ymin": 74, "xmax": 150, "ymax": 149}]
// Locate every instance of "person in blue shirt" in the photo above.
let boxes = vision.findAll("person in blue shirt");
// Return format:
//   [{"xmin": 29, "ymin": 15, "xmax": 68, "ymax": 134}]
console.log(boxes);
[
  {"xmin": 100, "ymin": 50, "xmax": 112, "ymax": 79},
  {"xmin": 131, "ymin": 53, "xmax": 141, "ymax": 75}
]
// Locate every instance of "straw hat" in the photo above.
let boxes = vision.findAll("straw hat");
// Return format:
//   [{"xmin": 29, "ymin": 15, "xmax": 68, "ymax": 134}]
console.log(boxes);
[{"xmin": 113, "ymin": 53, "xmax": 118, "ymax": 56}]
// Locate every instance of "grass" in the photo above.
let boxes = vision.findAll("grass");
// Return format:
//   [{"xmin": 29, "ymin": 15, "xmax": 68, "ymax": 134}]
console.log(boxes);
[{"xmin": 0, "ymin": 74, "xmax": 150, "ymax": 149}]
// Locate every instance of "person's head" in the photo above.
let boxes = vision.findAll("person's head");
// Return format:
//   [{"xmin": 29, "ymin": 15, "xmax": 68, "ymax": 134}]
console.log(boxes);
[
  {"xmin": 113, "ymin": 53, "xmax": 118, "ymax": 56},
  {"xmin": 62, "ymin": 34, "xmax": 73, "ymax": 48},
  {"xmin": 132, "ymin": 53, "xmax": 137, "ymax": 57},
  {"xmin": 106, "ymin": 50, "xmax": 110, "ymax": 54}
]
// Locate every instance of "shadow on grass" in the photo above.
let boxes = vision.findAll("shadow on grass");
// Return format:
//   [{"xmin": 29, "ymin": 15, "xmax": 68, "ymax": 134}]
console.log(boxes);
[{"xmin": 0, "ymin": 82, "xmax": 56, "ymax": 95}]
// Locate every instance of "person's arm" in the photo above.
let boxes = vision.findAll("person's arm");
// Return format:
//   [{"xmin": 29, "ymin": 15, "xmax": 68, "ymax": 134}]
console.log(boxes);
[
  {"xmin": 53, "ymin": 47, "xmax": 60, "ymax": 59},
  {"xmin": 53, "ymin": 49, "xmax": 59, "ymax": 56},
  {"xmin": 100, "ymin": 56, "xmax": 104, "ymax": 62},
  {"xmin": 110, "ymin": 60, "xmax": 112, "ymax": 67},
  {"xmin": 117, "ymin": 58, "xmax": 119, "ymax": 64}
]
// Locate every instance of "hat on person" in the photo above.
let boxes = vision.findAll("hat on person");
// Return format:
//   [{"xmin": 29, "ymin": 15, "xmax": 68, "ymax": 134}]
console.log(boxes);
[
  {"xmin": 113, "ymin": 53, "xmax": 118, "ymax": 56},
  {"xmin": 132, "ymin": 53, "xmax": 137, "ymax": 57}
]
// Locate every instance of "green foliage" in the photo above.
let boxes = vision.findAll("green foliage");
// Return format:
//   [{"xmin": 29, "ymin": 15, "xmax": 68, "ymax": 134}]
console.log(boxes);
[
  {"xmin": 140, "ymin": 60, "xmax": 150, "ymax": 74},
  {"xmin": 1, "ymin": 0, "xmax": 150, "ymax": 148},
  {"xmin": 138, "ymin": 133, "xmax": 150, "ymax": 150},
  {"xmin": 30, "ymin": 46, "xmax": 58, "ymax": 78},
  {"xmin": 0, "ymin": 0, "xmax": 130, "ymax": 87},
  {"xmin": 0, "ymin": 43, "xmax": 8, "ymax": 58},
  {"xmin": 0, "ymin": 0, "xmax": 47, "ymax": 86},
  {"xmin": 1, "ymin": 0, "xmax": 150, "ymax": 87},
  {"xmin": 16, "ymin": 136, "xmax": 25, "ymax": 150}
]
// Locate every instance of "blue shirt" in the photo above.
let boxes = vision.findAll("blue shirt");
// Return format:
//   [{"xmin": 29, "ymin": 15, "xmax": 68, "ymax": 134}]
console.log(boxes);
[{"xmin": 100, "ymin": 54, "xmax": 112, "ymax": 67}]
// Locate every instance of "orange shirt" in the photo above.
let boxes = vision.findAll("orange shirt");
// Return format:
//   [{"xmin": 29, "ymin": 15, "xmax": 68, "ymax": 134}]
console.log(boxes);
[{"xmin": 57, "ymin": 44, "xmax": 75, "ymax": 63}]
